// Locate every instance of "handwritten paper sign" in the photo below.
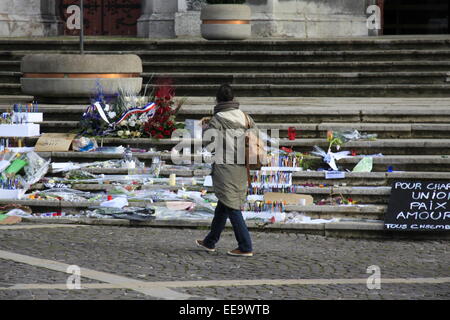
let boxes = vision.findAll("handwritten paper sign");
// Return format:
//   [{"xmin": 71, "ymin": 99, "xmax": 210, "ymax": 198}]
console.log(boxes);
[
  {"xmin": 34, "ymin": 133, "xmax": 77, "ymax": 152},
  {"xmin": 385, "ymin": 180, "xmax": 450, "ymax": 232}
]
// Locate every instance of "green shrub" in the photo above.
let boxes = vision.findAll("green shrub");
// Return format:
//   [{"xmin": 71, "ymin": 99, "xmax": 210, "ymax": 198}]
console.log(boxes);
[{"xmin": 206, "ymin": 0, "xmax": 246, "ymax": 4}]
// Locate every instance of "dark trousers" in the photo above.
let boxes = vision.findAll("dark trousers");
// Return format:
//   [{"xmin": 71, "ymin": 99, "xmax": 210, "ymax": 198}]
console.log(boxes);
[{"xmin": 203, "ymin": 201, "xmax": 253, "ymax": 253}]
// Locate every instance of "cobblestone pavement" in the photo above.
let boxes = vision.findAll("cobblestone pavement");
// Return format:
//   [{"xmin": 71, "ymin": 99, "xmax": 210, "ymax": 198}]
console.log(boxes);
[{"xmin": 0, "ymin": 225, "xmax": 448, "ymax": 300}]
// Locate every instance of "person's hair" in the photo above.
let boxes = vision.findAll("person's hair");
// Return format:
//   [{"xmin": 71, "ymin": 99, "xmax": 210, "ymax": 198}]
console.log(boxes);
[{"xmin": 216, "ymin": 84, "xmax": 234, "ymax": 103}]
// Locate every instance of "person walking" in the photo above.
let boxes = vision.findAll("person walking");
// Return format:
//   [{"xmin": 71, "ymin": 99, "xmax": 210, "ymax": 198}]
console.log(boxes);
[{"xmin": 196, "ymin": 84, "xmax": 256, "ymax": 257}]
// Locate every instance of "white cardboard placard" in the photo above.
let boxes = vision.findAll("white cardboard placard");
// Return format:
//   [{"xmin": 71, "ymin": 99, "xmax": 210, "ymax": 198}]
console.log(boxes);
[{"xmin": 0, "ymin": 124, "xmax": 40, "ymax": 137}]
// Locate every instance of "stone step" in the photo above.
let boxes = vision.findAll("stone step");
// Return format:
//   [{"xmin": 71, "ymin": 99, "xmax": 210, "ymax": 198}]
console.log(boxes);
[
  {"xmin": 0, "ymin": 71, "xmax": 21, "ymax": 83},
  {"xmin": 4, "ymin": 59, "xmax": 450, "ymax": 74},
  {"xmin": 0, "ymin": 95, "xmax": 32, "ymax": 103},
  {"xmin": 138, "ymin": 72, "xmax": 449, "ymax": 85},
  {"xmin": 3, "ymin": 70, "xmax": 448, "ymax": 86},
  {"xmin": 141, "ymin": 61, "xmax": 450, "ymax": 73},
  {"xmin": 74, "ymin": 168, "xmax": 450, "ymax": 187},
  {"xmin": 2, "ymin": 99, "xmax": 450, "ymax": 122},
  {"xmin": 1, "ymin": 37, "xmax": 449, "ymax": 52},
  {"xmin": 6, "ymin": 83, "xmax": 447, "ymax": 99},
  {"xmin": 32, "ymin": 121, "xmax": 450, "ymax": 139},
  {"xmin": 5, "ymin": 83, "xmax": 450, "ymax": 100},
  {"xmin": 0, "ymin": 195, "xmax": 387, "ymax": 220},
  {"xmin": 29, "ymin": 152, "xmax": 450, "ymax": 171},
  {"xmin": 4, "ymin": 83, "xmax": 450, "ymax": 98},
  {"xmin": 0, "ymin": 83, "xmax": 21, "ymax": 95},
  {"xmin": 0, "ymin": 60, "xmax": 20, "ymax": 71},
  {"xmin": 141, "ymin": 83, "xmax": 450, "ymax": 97},
  {"xmin": 9, "ymin": 182, "xmax": 420, "ymax": 205},
  {"xmin": 2, "ymin": 49, "xmax": 450, "ymax": 62},
  {"xmin": 19, "ymin": 136, "xmax": 450, "ymax": 155}
]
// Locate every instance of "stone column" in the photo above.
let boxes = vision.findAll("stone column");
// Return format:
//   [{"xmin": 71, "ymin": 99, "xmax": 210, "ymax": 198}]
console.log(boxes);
[
  {"xmin": 247, "ymin": 0, "xmax": 277, "ymax": 38},
  {"xmin": 175, "ymin": 0, "xmax": 202, "ymax": 38},
  {"xmin": 41, "ymin": 0, "xmax": 64, "ymax": 36},
  {"xmin": 138, "ymin": 0, "xmax": 178, "ymax": 38},
  {"xmin": 0, "ymin": 0, "xmax": 62, "ymax": 37}
]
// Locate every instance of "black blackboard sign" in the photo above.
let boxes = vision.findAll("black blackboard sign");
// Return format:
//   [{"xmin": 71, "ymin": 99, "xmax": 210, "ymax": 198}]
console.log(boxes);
[{"xmin": 385, "ymin": 180, "xmax": 450, "ymax": 232}]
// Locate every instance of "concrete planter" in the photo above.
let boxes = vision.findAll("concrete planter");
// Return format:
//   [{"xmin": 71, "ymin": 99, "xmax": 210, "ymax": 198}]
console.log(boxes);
[
  {"xmin": 201, "ymin": 4, "xmax": 251, "ymax": 40},
  {"xmin": 21, "ymin": 54, "xmax": 143, "ymax": 100}
]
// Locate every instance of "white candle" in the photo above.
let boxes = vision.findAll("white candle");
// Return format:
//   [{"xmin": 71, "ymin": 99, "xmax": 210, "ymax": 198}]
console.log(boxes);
[{"xmin": 169, "ymin": 174, "xmax": 176, "ymax": 186}]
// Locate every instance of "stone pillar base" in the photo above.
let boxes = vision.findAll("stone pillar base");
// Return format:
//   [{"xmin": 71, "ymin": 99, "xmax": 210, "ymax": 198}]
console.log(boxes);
[
  {"xmin": 175, "ymin": 11, "xmax": 201, "ymax": 38},
  {"xmin": 251, "ymin": 13, "xmax": 368, "ymax": 38},
  {"xmin": 138, "ymin": 13, "xmax": 176, "ymax": 38}
]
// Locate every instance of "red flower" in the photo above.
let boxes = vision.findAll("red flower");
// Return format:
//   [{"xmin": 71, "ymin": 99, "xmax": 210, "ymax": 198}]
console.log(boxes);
[
  {"xmin": 164, "ymin": 130, "xmax": 171, "ymax": 136},
  {"xmin": 155, "ymin": 134, "xmax": 164, "ymax": 139},
  {"xmin": 151, "ymin": 130, "xmax": 156, "ymax": 136}
]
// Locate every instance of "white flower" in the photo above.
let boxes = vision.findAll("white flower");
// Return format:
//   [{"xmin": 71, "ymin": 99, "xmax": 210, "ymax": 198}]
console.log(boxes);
[
  {"xmin": 117, "ymin": 130, "xmax": 124, "ymax": 137},
  {"xmin": 120, "ymin": 120, "xmax": 128, "ymax": 126},
  {"xmin": 125, "ymin": 130, "xmax": 131, "ymax": 136},
  {"xmin": 104, "ymin": 104, "xmax": 110, "ymax": 112},
  {"xmin": 128, "ymin": 120, "xmax": 136, "ymax": 127},
  {"xmin": 108, "ymin": 111, "xmax": 116, "ymax": 119}
]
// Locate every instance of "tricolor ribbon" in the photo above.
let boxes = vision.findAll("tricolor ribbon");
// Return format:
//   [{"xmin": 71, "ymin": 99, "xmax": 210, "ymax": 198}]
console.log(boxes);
[{"xmin": 112, "ymin": 102, "xmax": 157, "ymax": 126}]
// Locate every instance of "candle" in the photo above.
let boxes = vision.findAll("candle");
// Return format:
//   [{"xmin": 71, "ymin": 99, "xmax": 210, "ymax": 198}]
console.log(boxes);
[{"xmin": 169, "ymin": 174, "xmax": 176, "ymax": 186}]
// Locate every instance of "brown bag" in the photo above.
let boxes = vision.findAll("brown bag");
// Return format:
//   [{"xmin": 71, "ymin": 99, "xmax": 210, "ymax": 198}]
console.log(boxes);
[{"xmin": 244, "ymin": 113, "xmax": 267, "ymax": 185}]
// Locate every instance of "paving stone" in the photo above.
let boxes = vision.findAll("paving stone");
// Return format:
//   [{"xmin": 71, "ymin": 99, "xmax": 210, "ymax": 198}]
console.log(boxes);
[{"xmin": 0, "ymin": 226, "xmax": 448, "ymax": 300}]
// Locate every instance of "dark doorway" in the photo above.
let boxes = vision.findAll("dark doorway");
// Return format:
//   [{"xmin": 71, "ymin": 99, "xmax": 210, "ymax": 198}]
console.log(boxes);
[
  {"xmin": 383, "ymin": 0, "xmax": 449, "ymax": 35},
  {"xmin": 60, "ymin": 0, "xmax": 141, "ymax": 36}
]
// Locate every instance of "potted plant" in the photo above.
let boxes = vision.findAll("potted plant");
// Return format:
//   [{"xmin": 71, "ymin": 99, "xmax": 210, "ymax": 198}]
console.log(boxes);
[{"xmin": 200, "ymin": 0, "xmax": 251, "ymax": 40}]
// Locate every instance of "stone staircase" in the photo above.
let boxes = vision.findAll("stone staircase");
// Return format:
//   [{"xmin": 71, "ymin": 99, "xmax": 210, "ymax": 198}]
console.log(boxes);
[
  {"xmin": 0, "ymin": 37, "xmax": 449, "ymax": 236},
  {"xmin": 0, "ymin": 96, "xmax": 449, "ymax": 232},
  {"xmin": 0, "ymin": 36, "xmax": 450, "ymax": 97}
]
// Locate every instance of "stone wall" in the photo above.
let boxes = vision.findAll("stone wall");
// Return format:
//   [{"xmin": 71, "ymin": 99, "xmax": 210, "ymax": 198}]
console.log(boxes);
[
  {"xmin": 253, "ymin": 0, "xmax": 371, "ymax": 38},
  {"xmin": 0, "ymin": 0, "xmax": 372, "ymax": 38},
  {"xmin": 0, "ymin": 0, "xmax": 62, "ymax": 37},
  {"xmin": 170, "ymin": 0, "xmax": 372, "ymax": 38}
]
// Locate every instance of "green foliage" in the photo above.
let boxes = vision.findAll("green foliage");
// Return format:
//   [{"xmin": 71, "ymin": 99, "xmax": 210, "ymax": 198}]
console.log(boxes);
[{"xmin": 206, "ymin": 0, "xmax": 246, "ymax": 4}]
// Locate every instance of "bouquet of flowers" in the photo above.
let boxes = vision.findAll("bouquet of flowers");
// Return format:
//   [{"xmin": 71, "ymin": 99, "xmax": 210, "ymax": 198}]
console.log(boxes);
[
  {"xmin": 78, "ymin": 79, "xmax": 186, "ymax": 139},
  {"xmin": 78, "ymin": 83, "xmax": 122, "ymax": 137},
  {"xmin": 143, "ymin": 78, "xmax": 186, "ymax": 139}
]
